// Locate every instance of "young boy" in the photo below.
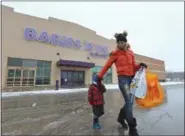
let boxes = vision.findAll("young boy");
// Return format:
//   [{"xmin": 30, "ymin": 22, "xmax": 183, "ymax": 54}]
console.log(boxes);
[{"xmin": 88, "ymin": 79, "xmax": 106, "ymax": 129}]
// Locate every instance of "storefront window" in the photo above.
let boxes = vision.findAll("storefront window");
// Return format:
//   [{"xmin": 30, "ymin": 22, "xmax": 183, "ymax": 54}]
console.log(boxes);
[
  {"xmin": 91, "ymin": 66, "xmax": 112, "ymax": 84},
  {"xmin": 35, "ymin": 77, "xmax": 42, "ymax": 85},
  {"xmin": 7, "ymin": 58, "xmax": 22, "ymax": 67},
  {"xmin": 36, "ymin": 61, "xmax": 51, "ymax": 85},
  {"xmin": 14, "ymin": 69, "xmax": 22, "ymax": 86},
  {"xmin": 6, "ymin": 57, "xmax": 51, "ymax": 87},
  {"xmin": 22, "ymin": 69, "xmax": 35, "ymax": 86},
  {"xmin": 29, "ymin": 70, "xmax": 35, "ymax": 78},
  {"xmin": 8, "ymin": 69, "xmax": 15, "ymax": 77},
  {"xmin": 7, "ymin": 69, "xmax": 15, "ymax": 86},
  {"xmin": 78, "ymin": 72, "xmax": 84, "ymax": 81},
  {"xmin": 44, "ymin": 62, "xmax": 51, "ymax": 69},
  {"xmin": 97, "ymin": 66, "xmax": 101, "ymax": 72},
  {"xmin": 91, "ymin": 67, "xmax": 97, "ymax": 73},
  {"xmin": 7, "ymin": 69, "xmax": 22, "ymax": 86},
  {"xmin": 15, "ymin": 69, "xmax": 21, "ymax": 77},
  {"xmin": 23, "ymin": 70, "xmax": 29, "ymax": 77},
  {"xmin": 61, "ymin": 70, "xmax": 85, "ymax": 87},
  {"xmin": 73, "ymin": 72, "xmax": 78, "ymax": 81},
  {"xmin": 108, "ymin": 68, "xmax": 112, "ymax": 73},
  {"xmin": 22, "ymin": 60, "xmax": 37, "ymax": 67},
  {"xmin": 67, "ymin": 72, "xmax": 72, "ymax": 80},
  {"xmin": 6, "ymin": 67, "xmax": 35, "ymax": 87},
  {"xmin": 36, "ymin": 68, "xmax": 43, "ymax": 77},
  {"xmin": 44, "ymin": 69, "xmax": 50, "ymax": 77},
  {"xmin": 104, "ymin": 73, "xmax": 112, "ymax": 84},
  {"xmin": 43, "ymin": 78, "xmax": 50, "ymax": 85}
]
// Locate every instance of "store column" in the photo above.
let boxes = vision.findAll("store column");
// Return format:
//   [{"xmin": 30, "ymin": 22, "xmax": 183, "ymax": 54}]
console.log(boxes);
[
  {"xmin": 52, "ymin": 61, "xmax": 61, "ymax": 88},
  {"xmin": 85, "ymin": 69, "xmax": 92, "ymax": 86}
]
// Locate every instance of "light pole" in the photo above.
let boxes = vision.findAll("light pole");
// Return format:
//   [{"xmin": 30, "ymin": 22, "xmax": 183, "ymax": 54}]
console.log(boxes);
[
  {"xmin": 55, "ymin": 52, "xmax": 61, "ymax": 90},
  {"xmin": 87, "ymin": 56, "xmax": 96, "ymax": 86},
  {"xmin": 56, "ymin": 52, "xmax": 61, "ymax": 60}
]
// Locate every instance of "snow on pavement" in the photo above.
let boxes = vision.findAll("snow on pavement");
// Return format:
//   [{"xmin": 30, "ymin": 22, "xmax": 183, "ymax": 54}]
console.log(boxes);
[
  {"xmin": 2, "ymin": 82, "xmax": 184, "ymax": 98},
  {"xmin": 160, "ymin": 81, "xmax": 184, "ymax": 85}
]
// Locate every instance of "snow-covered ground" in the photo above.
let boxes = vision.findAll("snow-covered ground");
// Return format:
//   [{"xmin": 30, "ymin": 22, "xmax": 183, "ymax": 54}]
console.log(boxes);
[{"xmin": 2, "ymin": 82, "xmax": 184, "ymax": 98}]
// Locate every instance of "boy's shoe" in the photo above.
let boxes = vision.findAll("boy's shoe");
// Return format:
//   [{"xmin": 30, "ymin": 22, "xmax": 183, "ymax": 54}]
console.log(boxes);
[{"xmin": 93, "ymin": 123, "xmax": 102, "ymax": 129}]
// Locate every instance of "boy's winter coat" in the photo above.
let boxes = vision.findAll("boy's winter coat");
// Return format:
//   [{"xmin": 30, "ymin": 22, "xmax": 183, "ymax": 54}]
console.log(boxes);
[{"xmin": 88, "ymin": 83, "xmax": 106, "ymax": 105}]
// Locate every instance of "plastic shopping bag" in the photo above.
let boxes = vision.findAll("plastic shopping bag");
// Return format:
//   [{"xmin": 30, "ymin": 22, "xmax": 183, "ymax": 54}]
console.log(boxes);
[
  {"xmin": 130, "ymin": 67, "xmax": 147, "ymax": 98},
  {"xmin": 135, "ymin": 72, "xmax": 165, "ymax": 108}
]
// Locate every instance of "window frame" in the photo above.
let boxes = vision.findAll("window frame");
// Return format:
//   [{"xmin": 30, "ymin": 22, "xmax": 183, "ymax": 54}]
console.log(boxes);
[{"xmin": 6, "ymin": 67, "xmax": 36, "ymax": 87}]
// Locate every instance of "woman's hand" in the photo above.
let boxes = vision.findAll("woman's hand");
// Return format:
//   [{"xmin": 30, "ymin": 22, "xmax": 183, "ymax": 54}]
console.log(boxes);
[
  {"xmin": 93, "ymin": 75, "xmax": 103, "ymax": 85},
  {"xmin": 140, "ymin": 62, "xmax": 147, "ymax": 68}
]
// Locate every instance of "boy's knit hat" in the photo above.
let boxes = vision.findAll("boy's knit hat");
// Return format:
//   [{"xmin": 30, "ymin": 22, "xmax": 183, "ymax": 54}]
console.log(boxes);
[{"xmin": 92, "ymin": 75, "xmax": 102, "ymax": 85}]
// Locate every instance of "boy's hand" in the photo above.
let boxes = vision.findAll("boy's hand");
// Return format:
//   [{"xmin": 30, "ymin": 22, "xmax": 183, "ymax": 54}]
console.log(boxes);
[
  {"xmin": 93, "ymin": 75, "xmax": 103, "ymax": 85},
  {"xmin": 100, "ymin": 84, "xmax": 107, "ymax": 93}
]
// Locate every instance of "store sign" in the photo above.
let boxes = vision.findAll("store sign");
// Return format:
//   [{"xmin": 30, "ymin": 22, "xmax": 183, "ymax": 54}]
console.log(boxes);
[{"xmin": 24, "ymin": 28, "xmax": 109, "ymax": 58}]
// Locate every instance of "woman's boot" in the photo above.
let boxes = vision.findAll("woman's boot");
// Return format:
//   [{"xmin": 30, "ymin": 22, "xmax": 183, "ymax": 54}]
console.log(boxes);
[
  {"xmin": 128, "ymin": 117, "xmax": 139, "ymax": 136},
  {"xmin": 117, "ymin": 108, "xmax": 128, "ymax": 130}
]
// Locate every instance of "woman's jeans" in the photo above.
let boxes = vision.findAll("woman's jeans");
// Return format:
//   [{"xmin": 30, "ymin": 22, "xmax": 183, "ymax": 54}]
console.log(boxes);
[{"xmin": 118, "ymin": 75, "xmax": 136, "ymax": 127}]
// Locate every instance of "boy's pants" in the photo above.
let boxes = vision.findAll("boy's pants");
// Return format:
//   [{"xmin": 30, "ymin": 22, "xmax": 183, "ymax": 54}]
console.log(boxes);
[
  {"xmin": 118, "ymin": 75, "xmax": 137, "ymax": 128},
  {"xmin": 92, "ymin": 105, "xmax": 104, "ymax": 123}
]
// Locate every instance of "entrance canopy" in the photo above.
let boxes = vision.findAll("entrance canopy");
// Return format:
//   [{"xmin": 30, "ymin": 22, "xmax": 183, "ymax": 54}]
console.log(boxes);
[{"xmin": 57, "ymin": 59, "xmax": 95, "ymax": 68}]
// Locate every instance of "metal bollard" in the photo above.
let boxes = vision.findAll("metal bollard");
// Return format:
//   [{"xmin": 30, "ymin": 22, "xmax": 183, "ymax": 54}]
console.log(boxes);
[{"xmin": 56, "ymin": 80, "xmax": 59, "ymax": 90}]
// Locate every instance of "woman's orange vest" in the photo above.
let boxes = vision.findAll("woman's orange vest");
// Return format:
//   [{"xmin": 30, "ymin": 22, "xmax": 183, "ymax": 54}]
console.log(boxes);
[{"xmin": 98, "ymin": 49, "xmax": 140, "ymax": 78}]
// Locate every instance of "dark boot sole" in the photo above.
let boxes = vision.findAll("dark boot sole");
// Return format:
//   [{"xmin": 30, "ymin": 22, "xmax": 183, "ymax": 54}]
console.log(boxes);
[
  {"xmin": 117, "ymin": 120, "xmax": 128, "ymax": 130},
  {"xmin": 129, "ymin": 132, "xmax": 139, "ymax": 136},
  {"xmin": 122, "ymin": 123, "xmax": 128, "ymax": 130}
]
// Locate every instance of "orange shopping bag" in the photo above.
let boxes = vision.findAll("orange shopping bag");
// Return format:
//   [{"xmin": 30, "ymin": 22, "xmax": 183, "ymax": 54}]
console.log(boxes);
[{"xmin": 135, "ymin": 71, "xmax": 165, "ymax": 108}]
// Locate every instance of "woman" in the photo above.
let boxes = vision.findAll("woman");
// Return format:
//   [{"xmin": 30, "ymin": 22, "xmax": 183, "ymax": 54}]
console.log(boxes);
[{"xmin": 93, "ymin": 31, "xmax": 147, "ymax": 136}]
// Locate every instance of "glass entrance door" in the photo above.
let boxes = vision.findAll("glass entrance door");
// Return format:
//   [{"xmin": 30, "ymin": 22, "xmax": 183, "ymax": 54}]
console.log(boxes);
[
  {"xmin": 6, "ymin": 67, "xmax": 36, "ymax": 87},
  {"xmin": 61, "ymin": 70, "xmax": 85, "ymax": 87},
  {"xmin": 22, "ymin": 68, "xmax": 35, "ymax": 86},
  {"xmin": 7, "ymin": 68, "xmax": 22, "ymax": 87}
]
